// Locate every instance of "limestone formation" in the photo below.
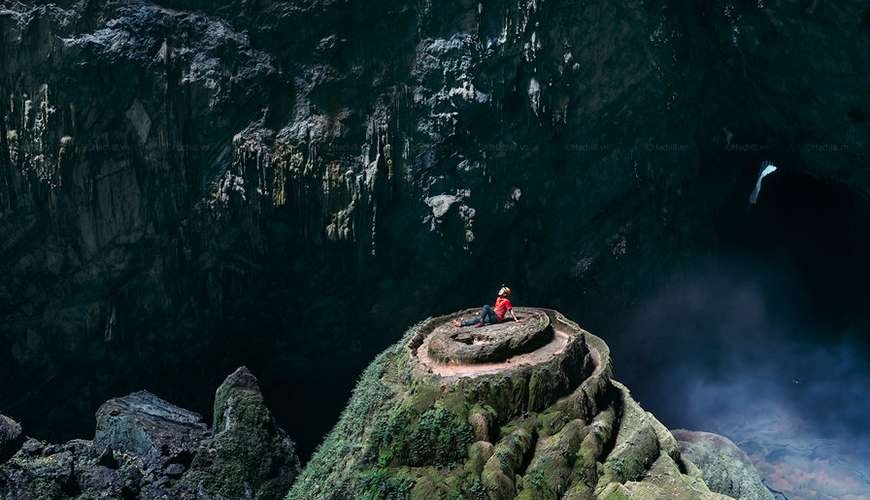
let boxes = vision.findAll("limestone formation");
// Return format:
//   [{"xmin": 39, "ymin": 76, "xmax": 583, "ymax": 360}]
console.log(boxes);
[{"xmin": 289, "ymin": 309, "xmax": 739, "ymax": 499}]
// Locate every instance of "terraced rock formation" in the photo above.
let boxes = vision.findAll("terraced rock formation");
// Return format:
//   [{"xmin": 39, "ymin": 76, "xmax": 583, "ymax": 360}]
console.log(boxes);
[{"xmin": 290, "ymin": 309, "xmax": 736, "ymax": 499}]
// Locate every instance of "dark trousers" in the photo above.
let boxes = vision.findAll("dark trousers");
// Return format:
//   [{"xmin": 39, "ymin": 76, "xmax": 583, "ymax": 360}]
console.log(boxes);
[{"xmin": 462, "ymin": 304, "xmax": 498, "ymax": 326}]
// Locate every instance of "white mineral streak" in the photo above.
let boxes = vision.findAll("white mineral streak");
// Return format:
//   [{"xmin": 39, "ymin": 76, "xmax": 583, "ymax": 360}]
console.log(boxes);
[
  {"xmin": 524, "ymin": 31, "xmax": 541, "ymax": 62},
  {"xmin": 724, "ymin": 1, "xmax": 742, "ymax": 47},
  {"xmin": 426, "ymin": 194, "xmax": 460, "ymax": 219},
  {"xmin": 423, "ymin": 189, "xmax": 475, "ymax": 249},
  {"xmin": 528, "ymin": 78, "xmax": 541, "ymax": 115},
  {"xmin": 215, "ymin": 130, "xmax": 271, "ymax": 205},
  {"xmin": 448, "ymin": 78, "xmax": 490, "ymax": 103},
  {"xmin": 749, "ymin": 162, "xmax": 778, "ymax": 205},
  {"xmin": 6, "ymin": 84, "xmax": 60, "ymax": 188},
  {"xmin": 459, "ymin": 204, "xmax": 476, "ymax": 247},
  {"xmin": 125, "ymin": 99, "xmax": 152, "ymax": 144}
]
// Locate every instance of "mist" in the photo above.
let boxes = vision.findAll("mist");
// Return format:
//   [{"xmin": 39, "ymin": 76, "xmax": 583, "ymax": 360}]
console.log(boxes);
[
  {"xmin": 602, "ymin": 164, "xmax": 870, "ymax": 498},
  {"xmin": 613, "ymin": 245, "xmax": 870, "ymax": 497}
]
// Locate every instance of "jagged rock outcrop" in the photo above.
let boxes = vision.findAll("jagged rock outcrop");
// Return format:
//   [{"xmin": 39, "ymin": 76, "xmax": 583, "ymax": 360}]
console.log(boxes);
[
  {"xmin": 290, "ymin": 308, "xmax": 748, "ymax": 499},
  {"xmin": 1, "ymin": 0, "xmax": 866, "ymax": 457},
  {"xmin": 95, "ymin": 390, "xmax": 209, "ymax": 473},
  {"xmin": 0, "ymin": 435, "xmax": 148, "ymax": 499},
  {"xmin": 0, "ymin": 367, "xmax": 299, "ymax": 499},
  {"xmin": 0, "ymin": 415, "xmax": 23, "ymax": 464},
  {"xmin": 176, "ymin": 366, "xmax": 301, "ymax": 499},
  {"xmin": 672, "ymin": 430, "xmax": 774, "ymax": 500}
]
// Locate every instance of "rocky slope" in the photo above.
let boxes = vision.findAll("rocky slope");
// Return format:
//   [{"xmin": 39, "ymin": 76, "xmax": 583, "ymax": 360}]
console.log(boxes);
[
  {"xmin": 1, "ymin": 0, "xmax": 867, "ymax": 454},
  {"xmin": 673, "ymin": 430, "xmax": 774, "ymax": 500},
  {"xmin": 290, "ymin": 308, "xmax": 764, "ymax": 499},
  {"xmin": 0, "ymin": 367, "xmax": 300, "ymax": 499}
]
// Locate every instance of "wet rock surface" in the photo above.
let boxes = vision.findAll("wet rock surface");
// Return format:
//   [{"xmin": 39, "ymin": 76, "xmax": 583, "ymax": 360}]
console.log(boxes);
[{"xmin": 0, "ymin": 367, "xmax": 299, "ymax": 499}]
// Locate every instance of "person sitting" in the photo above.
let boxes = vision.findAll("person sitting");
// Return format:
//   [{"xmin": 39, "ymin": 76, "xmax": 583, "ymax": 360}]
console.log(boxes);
[{"xmin": 453, "ymin": 286, "xmax": 520, "ymax": 327}]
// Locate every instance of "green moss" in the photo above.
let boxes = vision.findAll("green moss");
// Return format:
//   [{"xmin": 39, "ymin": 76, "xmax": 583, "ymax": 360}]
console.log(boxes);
[
  {"xmin": 468, "ymin": 405, "xmax": 496, "ymax": 442},
  {"xmin": 408, "ymin": 405, "xmax": 475, "ymax": 465},
  {"xmin": 405, "ymin": 464, "xmax": 489, "ymax": 500},
  {"xmin": 528, "ymin": 368, "xmax": 559, "ymax": 412},
  {"xmin": 537, "ymin": 409, "xmax": 568, "ymax": 437},
  {"xmin": 596, "ymin": 388, "xmax": 661, "ymax": 491},
  {"xmin": 519, "ymin": 419, "xmax": 586, "ymax": 499},
  {"xmin": 441, "ymin": 389, "xmax": 469, "ymax": 415},
  {"xmin": 459, "ymin": 476, "xmax": 488, "ymax": 500},
  {"xmin": 599, "ymin": 482, "xmax": 631, "ymax": 500},
  {"xmin": 287, "ymin": 339, "xmax": 405, "ymax": 499},
  {"xmin": 481, "ymin": 426, "xmax": 536, "ymax": 498},
  {"xmin": 358, "ymin": 468, "xmax": 414, "ymax": 500},
  {"xmin": 459, "ymin": 372, "xmax": 532, "ymax": 421},
  {"xmin": 517, "ymin": 469, "xmax": 549, "ymax": 499},
  {"xmin": 406, "ymin": 382, "xmax": 440, "ymax": 412},
  {"xmin": 373, "ymin": 397, "xmax": 475, "ymax": 468},
  {"xmin": 465, "ymin": 441, "xmax": 495, "ymax": 475}
]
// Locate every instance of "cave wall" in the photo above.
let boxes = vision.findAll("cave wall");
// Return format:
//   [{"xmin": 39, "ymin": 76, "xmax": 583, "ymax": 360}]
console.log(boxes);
[{"xmin": 0, "ymin": 0, "xmax": 866, "ymax": 453}]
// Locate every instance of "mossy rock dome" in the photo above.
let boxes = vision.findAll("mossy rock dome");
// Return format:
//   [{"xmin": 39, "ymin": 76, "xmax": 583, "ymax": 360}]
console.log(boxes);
[{"xmin": 288, "ymin": 309, "xmax": 733, "ymax": 500}]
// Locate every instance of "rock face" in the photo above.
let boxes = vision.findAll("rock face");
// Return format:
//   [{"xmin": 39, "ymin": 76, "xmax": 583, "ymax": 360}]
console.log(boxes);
[
  {"xmin": 0, "ymin": 367, "xmax": 299, "ymax": 499},
  {"xmin": 0, "ymin": 415, "xmax": 24, "ymax": 464},
  {"xmin": 0, "ymin": 436, "xmax": 146, "ymax": 499},
  {"xmin": 289, "ymin": 309, "xmax": 745, "ymax": 499},
  {"xmin": 95, "ymin": 390, "xmax": 209, "ymax": 472},
  {"xmin": 1, "ymin": 0, "xmax": 867, "ymax": 454},
  {"xmin": 673, "ymin": 430, "xmax": 774, "ymax": 500}
]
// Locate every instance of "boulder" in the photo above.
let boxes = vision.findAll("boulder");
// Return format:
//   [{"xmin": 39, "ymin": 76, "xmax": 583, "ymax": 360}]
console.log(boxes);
[
  {"xmin": 0, "ymin": 438, "xmax": 141, "ymax": 499},
  {"xmin": 95, "ymin": 390, "xmax": 208, "ymax": 472},
  {"xmin": 673, "ymin": 429, "xmax": 774, "ymax": 500},
  {"xmin": 0, "ymin": 415, "xmax": 24, "ymax": 463}
]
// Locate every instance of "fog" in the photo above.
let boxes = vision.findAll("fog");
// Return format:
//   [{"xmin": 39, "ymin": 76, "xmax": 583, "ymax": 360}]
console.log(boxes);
[{"xmin": 614, "ymin": 167, "xmax": 870, "ymax": 498}]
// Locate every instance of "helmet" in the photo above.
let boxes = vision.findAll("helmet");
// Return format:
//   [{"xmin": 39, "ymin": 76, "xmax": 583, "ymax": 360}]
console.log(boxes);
[{"xmin": 498, "ymin": 286, "xmax": 511, "ymax": 296}]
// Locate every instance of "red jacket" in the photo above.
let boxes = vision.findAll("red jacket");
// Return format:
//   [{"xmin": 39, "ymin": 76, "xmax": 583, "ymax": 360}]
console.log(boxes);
[{"xmin": 494, "ymin": 296, "xmax": 512, "ymax": 321}]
